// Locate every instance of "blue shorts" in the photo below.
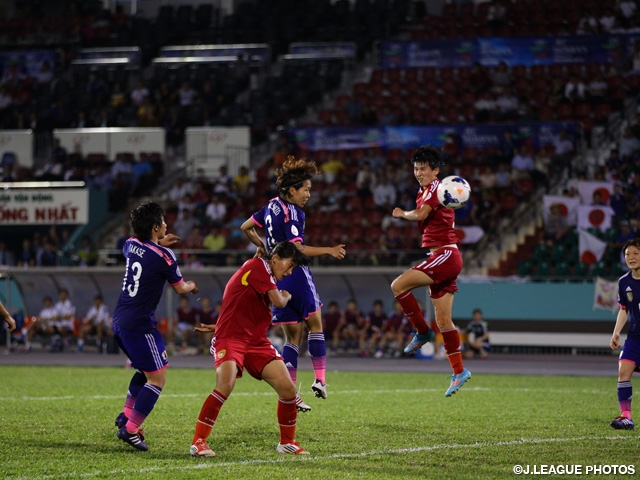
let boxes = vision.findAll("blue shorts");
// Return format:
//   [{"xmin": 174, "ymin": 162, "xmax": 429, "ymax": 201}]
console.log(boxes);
[
  {"xmin": 620, "ymin": 336, "xmax": 640, "ymax": 371},
  {"xmin": 272, "ymin": 266, "xmax": 322, "ymax": 325},
  {"xmin": 114, "ymin": 324, "xmax": 169, "ymax": 373}
]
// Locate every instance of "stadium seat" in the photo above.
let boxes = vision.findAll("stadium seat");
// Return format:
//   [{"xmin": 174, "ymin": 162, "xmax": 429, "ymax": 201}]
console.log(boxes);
[
  {"xmin": 518, "ymin": 259, "xmax": 533, "ymax": 277},
  {"xmin": 535, "ymin": 260, "xmax": 551, "ymax": 277}
]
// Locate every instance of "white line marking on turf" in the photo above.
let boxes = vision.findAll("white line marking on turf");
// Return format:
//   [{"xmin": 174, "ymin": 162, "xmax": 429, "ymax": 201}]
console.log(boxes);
[
  {"xmin": 21, "ymin": 435, "xmax": 634, "ymax": 480},
  {"xmin": 0, "ymin": 386, "xmax": 610, "ymax": 402}
]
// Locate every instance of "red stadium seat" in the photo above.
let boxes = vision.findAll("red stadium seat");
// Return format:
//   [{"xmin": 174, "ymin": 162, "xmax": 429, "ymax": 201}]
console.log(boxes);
[{"xmin": 556, "ymin": 103, "xmax": 574, "ymax": 121}]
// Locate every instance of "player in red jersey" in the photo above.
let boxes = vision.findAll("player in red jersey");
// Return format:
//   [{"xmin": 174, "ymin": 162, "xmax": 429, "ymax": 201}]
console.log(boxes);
[
  {"xmin": 189, "ymin": 241, "xmax": 311, "ymax": 457},
  {"xmin": 390, "ymin": 145, "xmax": 471, "ymax": 397}
]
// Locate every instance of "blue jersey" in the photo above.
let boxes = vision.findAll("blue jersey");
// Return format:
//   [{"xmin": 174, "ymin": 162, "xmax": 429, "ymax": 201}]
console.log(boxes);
[
  {"xmin": 251, "ymin": 197, "xmax": 306, "ymax": 253},
  {"xmin": 251, "ymin": 197, "xmax": 321, "ymax": 323},
  {"xmin": 112, "ymin": 237, "xmax": 183, "ymax": 333},
  {"xmin": 618, "ymin": 272, "xmax": 640, "ymax": 341}
]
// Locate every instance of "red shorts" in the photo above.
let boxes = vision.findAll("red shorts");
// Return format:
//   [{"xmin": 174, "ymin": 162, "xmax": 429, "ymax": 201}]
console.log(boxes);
[
  {"xmin": 411, "ymin": 247, "xmax": 462, "ymax": 299},
  {"xmin": 210, "ymin": 336, "xmax": 282, "ymax": 380}
]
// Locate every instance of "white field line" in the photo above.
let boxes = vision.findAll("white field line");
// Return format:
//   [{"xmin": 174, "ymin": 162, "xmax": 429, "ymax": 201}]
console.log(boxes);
[
  {"xmin": 14, "ymin": 435, "xmax": 634, "ymax": 480},
  {"xmin": 0, "ymin": 386, "xmax": 610, "ymax": 402}
]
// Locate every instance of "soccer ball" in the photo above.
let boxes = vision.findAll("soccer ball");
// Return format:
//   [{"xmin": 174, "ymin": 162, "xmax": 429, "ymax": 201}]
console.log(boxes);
[{"xmin": 437, "ymin": 175, "xmax": 471, "ymax": 210}]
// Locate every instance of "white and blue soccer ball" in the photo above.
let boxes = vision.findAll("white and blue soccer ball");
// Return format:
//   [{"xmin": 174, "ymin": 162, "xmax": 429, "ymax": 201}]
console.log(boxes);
[{"xmin": 436, "ymin": 175, "xmax": 471, "ymax": 210}]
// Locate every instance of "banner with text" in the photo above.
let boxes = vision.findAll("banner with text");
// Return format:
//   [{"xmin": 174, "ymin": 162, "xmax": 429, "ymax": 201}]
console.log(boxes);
[
  {"xmin": 290, "ymin": 123, "xmax": 578, "ymax": 152},
  {"xmin": 0, "ymin": 189, "xmax": 89, "ymax": 225},
  {"xmin": 379, "ymin": 34, "xmax": 634, "ymax": 69}
]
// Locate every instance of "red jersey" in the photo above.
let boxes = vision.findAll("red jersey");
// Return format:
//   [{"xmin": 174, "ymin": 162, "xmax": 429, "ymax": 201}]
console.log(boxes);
[
  {"xmin": 214, "ymin": 257, "xmax": 277, "ymax": 343},
  {"xmin": 416, "ymin": 178, "xmax": 458, "ymax": 247}
]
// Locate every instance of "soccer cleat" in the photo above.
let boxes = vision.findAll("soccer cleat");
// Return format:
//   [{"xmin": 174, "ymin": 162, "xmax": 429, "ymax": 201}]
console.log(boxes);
[
  {"xmin": 403, "ymin": 330, "xmax": 435, "ymax": 354},
  {"xmin": 445, "ymin": 368, "xmax": 471, "ymax": 397},
  {"xmin": 190, "ymin": 438, "xmax": 216, "ymax": 457},
  {"xmin": 296, "ymin": 395, "xmax": 312, "ymax": 412},
  {"xmin": 276, "ymin": 441, "xmax": 309, "ymax": 454},
  {"xmin": 115, "ymin": 412, "xmax": 144, "ymax": 440},
  {"xmin": 311, "ymin": 379, "xmax": 327, "ymax": 399},
  {"xmin": 115, "ymin": 412, "xmax": 127, "ymax": 428},
  {"xmin": 610, "ymin": 415, "xmax": 635, "ymax": 430},
  {"xmin": 117, "ymin": 426, "xmax": 148, "ymax": 451}
]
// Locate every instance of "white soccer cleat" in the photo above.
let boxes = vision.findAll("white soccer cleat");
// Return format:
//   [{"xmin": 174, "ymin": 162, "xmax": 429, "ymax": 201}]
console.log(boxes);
[
  {"xmin": 276, "ymin": 441, "xmax": 309, "ymax": 454},
  {"xmin": 190, "ymin": 438, "xmax": 216, "ymax": 457},
  {"xmin": 296, "ymin": 394, "xmax": 312, "ymax": 412},
  {"xmin": 311, "ymin": 379, "xmax": 327, "ymax": 399}
]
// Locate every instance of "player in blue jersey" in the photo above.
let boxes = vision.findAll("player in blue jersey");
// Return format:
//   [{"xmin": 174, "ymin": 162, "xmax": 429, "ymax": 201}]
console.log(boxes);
[
  {"xmin": 112, "ymin": 201, "xmax": 200, "ymax": 451},
  {"xmin": 610, "ymin": 238, "xmax": 640, "ymax": 431},
  {"xmin": 241, "ymin": 157, "xmax": 346, "ymax": 409}
]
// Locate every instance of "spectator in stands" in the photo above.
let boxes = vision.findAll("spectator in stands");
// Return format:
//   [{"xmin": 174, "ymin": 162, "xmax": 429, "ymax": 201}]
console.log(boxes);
[
  {"xmin": 203, "ymin": 226, "xmax": 227, "ymax": 265},
  {"xmin": 94, "ymin": 109, "xmax": 112, "ymax": 128},
  {"xmin": 175, "ymin": 81, "xmax": 198, "ymax": 108},
  {"xmin": 611, "ymin": 45, "xmax": 632, "ymax": 74},
  {"xmin": 609, "ymin": 221, "xmax": 637, "ymax": 253},
  {"xmin": 173, "ymin": 208, "xmax": 200, "ymax": 241},
  {"xmin": 620, "ymin": 127, "xmax": 640, "ymax": 159},
  {"xmin": 78, "ymin": 294, "xmax": 111, "ymax": 353},
  {"xmin": 110, "ymin": 83, "xmax": 127, "ymax": 111},
  {"xmin": 611, "ymin": 183, "xmax": 626, "ymax": 218},
  {"xmin": 176, "ymin": 294, "xmax": 198, "ymax": 354},
  {"xmin": 599, "ymin": 7, "xmax": 618, "ymax": 33},
  {"xmin": 212, "ymin": 165, "xmax": 233, "ymax": 197},
  {"xmin": 90, "ymin": 162, "xmax": 114, "ymax": 191},
  {"xmin": 495, "ymin": 162, "xmax": 512, "ymax": 192},
  {"xmin": 564, "ymin": 74, "xmax": 586, "ymax": 104},
  {"xmin": 490, "ymin": 61, "xmax": 512, "ymax": 92},
  {"xmin": 577, "ymin": 9, "xmax": 599, "ymax": 34},
  {"xmin": 137, "ymin": 97, "xmax": 160, "ymax": 127},
  {"xmin": 345, "ymin": 96, "xmax": 363, "ymax": 124},
  {"xmin": 233, "ymin": 165, "xmax": 253, "ymax": 198},
  {"xmin": 77, "ymin": 235, "xmax": 98, "ymax": 266},
  {"xmin": 552, "ymin": 129, "xmax": 575, "ymax": 173},
  {"xmin": 619, "ymin": 0, "xmax": 638, "ymax": 25},
  {"xmin": 185, "ymin": 253, "xmax": 204, "ymax": 269},
  {"xmin": 464, "ymin": 308, "xmax": 490, "ymax": 359},
  {"xmin": 53, "ymin": 288, "xmax": 76, "ymax": 352},
  {"xmin": 478, "ymin": 165, "xmax": 497, "ymax": 192},
  {"xmin": 469, "ymin": 62, "xmax": 491, "ymax": 94},
  {"xmin": 17, "ymin": 238, "xmax": 35, "ymax": 267},
  {"xmin": 586, "ymin": 73, "xmax": 608, "ymax": 104},
  {"xmin": 0, "ymin": 241, "xmax": 16, "ymax": 266},
  {"xmin": 39, "ymin": 237, "xmax": 58, "ymax": 267},
  {"xmin": 165, "ymin": 108, "xmax": 185, "ymax": 158},
  {"xmin": 332, "ymin": 298, "xmax": 364, "ymax": 351},
  {"xmin": 486, "ymin": 0, "xmax": 508, "ymax": 29},
  {"xmin": 87, "ymin": 72, "xmax": 109, "ymax": 108},
  {"xmin": 111, "ymin": 153, "xmax": 135, "ymax": 195},
  {"xmin": 168, "ymin": 177, "xmax": 191, "ymax": 204},
  {"xmin": 378, "ymin": 300, "xmax": 410, "ymax": 358},
  {"xmin": 185, "ymin": 225, "xmax": 205, "ymax": 250},
  {"xmin": 372, "ymin": 173, "xmax": 397, "ymax": 213},
  {"xmin": 204, "ymin": 193, "xmax": 227, "ymax": 227},
  {"xmin": 322, "ymin": 300, "xmax": 342, "ymax": 353},
  {"xmin": 130, "ymin": 80, "xmax": 149, "ymax": 107},
  {"xmin": 474, "ymin": 90, "xmax": 496, "ymax": 123},
  {"xmin": 71, "ymin": 110, "xmax": 89, "ymax": 129},
  {"xmin": 542, "ymin": 203, "xmax": 570, "ymax": 248},
  {"xmin": 320, "ymin": 154, "xmax": 346, "ymax": 185},
  {"xmin": 495, "ymin": 87, "xmax": 519, "ymax": 121},
  {"xmin": 471, "ymin": 190, "xmax": 500, "ymax": 233},
  {"xmin": 359, "ymin": 299, "xmax": 387, "ymax": 357},
  {"xmin": 26, "ymin": 295, "xmax": 57, "ymax": 352},
  {"xmin": 510, "ymin": 145, "xmax": 535, "ymax": 181},
  {"xmin": 378, "ymin": 106, "xmax": 397, "ymax": 125}
]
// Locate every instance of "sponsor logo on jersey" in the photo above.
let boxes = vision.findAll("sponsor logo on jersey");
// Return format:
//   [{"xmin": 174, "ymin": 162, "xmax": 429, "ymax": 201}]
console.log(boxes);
[
  {"xmin": 218, "ymin": 349, "xmax": 226, "ymax": 359},
  {"xmin": 626, "ymin": 286, "xmax": 633, "ymax": 303},
  {"xmin": 291, "ymin": 225, "xmax": 299, "ymax": 236}
]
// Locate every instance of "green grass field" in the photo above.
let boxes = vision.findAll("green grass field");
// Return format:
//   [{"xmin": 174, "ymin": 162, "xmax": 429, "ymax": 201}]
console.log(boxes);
[{"xmin": 0, "ymin": 365, "xmax": 638, "ymax": 479}]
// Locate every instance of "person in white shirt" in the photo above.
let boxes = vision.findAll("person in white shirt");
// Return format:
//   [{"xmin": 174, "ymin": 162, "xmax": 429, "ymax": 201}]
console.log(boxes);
[
  {"xmin": 130, "ymin": 80, "xmax": 149, "ymax": 107},
  {"xmin": 26, "ymin": 296, "xmax": 58, "ymax": 352},
  {"xmin": 78, "ymin": 294, "xmax": 111, "ymax": 353}
]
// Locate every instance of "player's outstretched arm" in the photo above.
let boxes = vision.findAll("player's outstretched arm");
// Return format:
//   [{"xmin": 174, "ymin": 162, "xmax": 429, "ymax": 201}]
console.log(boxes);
[
  {"xmin": 173, "ymin": 280, "xmax": 199, "ymax": 296},
  {"xmin": 296, "ymin": 243, "xmax": 346, "ymax": 259},
  {"xmin": 392, "ymin": 203, "xmax": 432, "ymax": 222},
  {"xmin": 159, "ymin": 233, "xmax": 181, "ymax": 247}
]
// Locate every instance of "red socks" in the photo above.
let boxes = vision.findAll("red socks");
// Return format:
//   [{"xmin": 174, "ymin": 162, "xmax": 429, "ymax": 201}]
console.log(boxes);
[
  {"xmin": 193, "ymin": 390, "xmax": 227, "ymax": 443},
  {"xmin": 277, "ymin": 397, "xmax": 297, "ymax": 445},
  {"xmin": 395, "ymin": 292, "xmax": 430, "ymax": 334},
  {"xmin": 441, "ymin": 328, "xmax": 464, "ymax": 374}
]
